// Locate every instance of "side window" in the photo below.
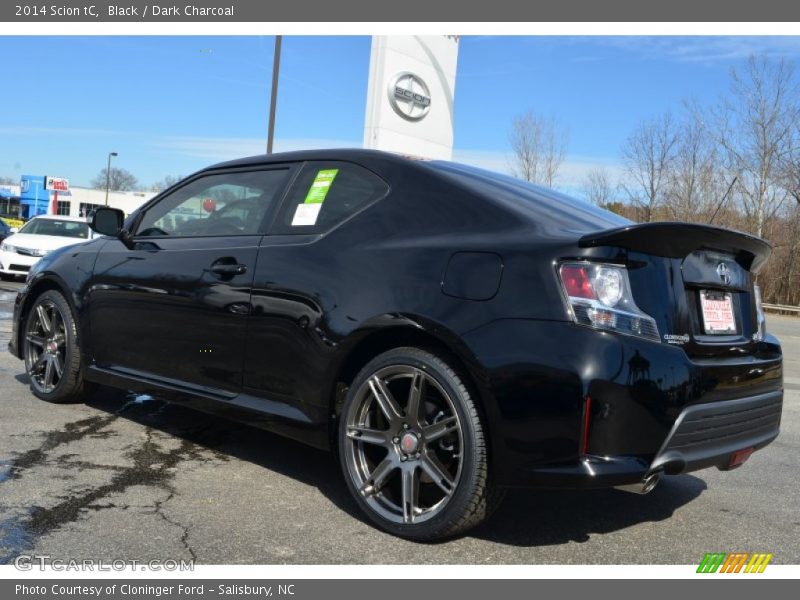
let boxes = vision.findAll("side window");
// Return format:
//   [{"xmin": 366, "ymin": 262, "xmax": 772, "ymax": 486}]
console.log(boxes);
[
  {"xmin": 136, "ymin": 169, "xmax": 289, "ymax": 237},
  {"xmin": 274, "ymin": 162, "xmax": 389, "ymax": 234}
]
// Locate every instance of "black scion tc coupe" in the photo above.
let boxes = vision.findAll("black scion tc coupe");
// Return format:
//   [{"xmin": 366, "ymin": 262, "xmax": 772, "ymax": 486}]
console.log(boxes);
[{"xmin": 8, "ymin": 150, "xmax": 783, "ymax": 540}]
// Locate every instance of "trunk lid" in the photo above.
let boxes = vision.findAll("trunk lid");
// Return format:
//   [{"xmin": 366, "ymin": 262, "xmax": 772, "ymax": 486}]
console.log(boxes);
[
  {"xmin": 579, "ymin": 222, "xmax": 771, "ymax": 271},
  {"xmin": 579, "ymin": 222, "xmax": 771, "ymax": 358}
]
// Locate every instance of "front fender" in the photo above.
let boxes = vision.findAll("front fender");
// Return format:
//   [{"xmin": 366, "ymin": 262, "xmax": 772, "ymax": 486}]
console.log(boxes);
[{"xmin": 11, "ymin": 239, "xmax": 106, "ymax": 363}]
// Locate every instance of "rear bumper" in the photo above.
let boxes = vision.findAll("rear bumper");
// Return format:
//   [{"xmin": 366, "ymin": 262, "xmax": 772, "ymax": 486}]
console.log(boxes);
[
  {"xmin": 461, "ymin": 318, "xmax": 783, "ymax": 488},
  {"xmin": 519, "ymin": 391, "xmax": 781, "ymax": 489},
  {"xmin": 649, "ymin": 390, "xmax": 781, "ymax": 474}
]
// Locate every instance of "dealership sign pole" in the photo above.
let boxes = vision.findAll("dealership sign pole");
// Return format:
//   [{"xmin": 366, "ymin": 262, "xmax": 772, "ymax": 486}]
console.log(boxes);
[{"xmin": 44, "ymin": 176, "xmax": 69, "ymax": 216}]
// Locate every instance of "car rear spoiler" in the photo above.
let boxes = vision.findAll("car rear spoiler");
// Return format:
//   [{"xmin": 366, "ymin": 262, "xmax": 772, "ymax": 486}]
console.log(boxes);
[{"xmin": 579, "ymin": 222, "xmax": 772, "ymax": 271}]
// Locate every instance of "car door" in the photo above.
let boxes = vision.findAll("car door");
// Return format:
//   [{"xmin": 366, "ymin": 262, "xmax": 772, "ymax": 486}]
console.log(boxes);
[
  {"xmin": 86, "ymin": 166, "xmax": 294, "ymax": 396},
  {"xmin": 242, "ymin": 161, "xmax": 390, "ymax": 416}
]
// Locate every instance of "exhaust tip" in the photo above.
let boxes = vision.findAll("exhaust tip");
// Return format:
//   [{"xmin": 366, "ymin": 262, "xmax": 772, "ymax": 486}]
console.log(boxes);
[
  {"xmin": 615, "ymin": 472, "xmax": 661, "ymax": 495},
  {"xmin": 640, "ymin": 472, "xmax": 660, "ymax": 494}
]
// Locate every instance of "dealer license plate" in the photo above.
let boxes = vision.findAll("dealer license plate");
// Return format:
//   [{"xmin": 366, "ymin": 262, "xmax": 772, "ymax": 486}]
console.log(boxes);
[{"xmin": 699, "ymin": 290, "xmax": 736, "ymax": 334}]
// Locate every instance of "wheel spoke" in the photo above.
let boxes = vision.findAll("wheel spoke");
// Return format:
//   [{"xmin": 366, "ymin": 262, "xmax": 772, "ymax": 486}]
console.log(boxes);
[
  {"xmin": 368, "ymin": 376, "xmax": 403, "ymax": 423},
  {"xmin": 359, "ymin": 457, "xmax": 396, "ymax": 496},
  {"xmin": 421, "ymin": 450, "xmax": 455, "ymax": 495},
  {"xmin": 30, "ymin": 352, "xmax": 47, "ymax": 374},
  {"xmin": 401, "ymin": 466, "xmax": 420, "ymax": 524},
  {"xmin": 36, "ymin": 305, "xmax": 53, "ymax": 335},
  {"xmin": 52, "ymin": 353, "xmax": 64, "ymax": 379},
  {"xmin": 25, "ymin": 334, "xmax": 45, "ymax": 348},
  {"xmin": 51, "ymin": 309, "xmax": 63, "ymax": 334},
  {"xmin": 347, "ymin": 426, "xmax": 389, "ymax": 447},
  {"xmin": 406, "ymin": 370, "xmax": 424, "ymax": 425},
  {"xmin": 423, "ymin": 415, "xmax": 458, "ymax": 442},
  {"xmin": 43, "ymin": 357, "xmax": 55, "ymax": 391}
]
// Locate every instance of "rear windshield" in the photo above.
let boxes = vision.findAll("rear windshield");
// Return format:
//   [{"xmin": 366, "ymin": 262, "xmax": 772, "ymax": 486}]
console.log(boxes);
[
  {"xmin": 18, "ymin": 219, "xmax": 90, "ymax": 239},
  {"xmin": 426, "ymin": 161, "xmax": 631, "ymax": 231}
]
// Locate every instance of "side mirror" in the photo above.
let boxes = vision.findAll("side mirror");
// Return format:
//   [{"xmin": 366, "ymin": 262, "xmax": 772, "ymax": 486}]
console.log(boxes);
[
  {"xmin": 10, "ymin": 227, "xmax": 18, "ymax": 234},
  {"xmin": 90, "ymin": 207, "xmax": 125, "ymax": 237}
]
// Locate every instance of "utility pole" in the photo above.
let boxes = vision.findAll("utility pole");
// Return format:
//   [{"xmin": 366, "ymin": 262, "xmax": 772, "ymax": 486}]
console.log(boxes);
[
  {"xmin": 105, "ymin": 152, "xmax": 118, "ymax": 206},
  {"xmin": 266, "ymin": 35, "xmax": 282, "ymax": 154}
]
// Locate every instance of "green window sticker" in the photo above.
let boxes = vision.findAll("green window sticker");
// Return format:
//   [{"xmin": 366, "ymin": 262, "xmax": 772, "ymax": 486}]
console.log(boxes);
[
  {"xmin": 291, "ymin": 169, "xmax": 339, "ymax": 226},
  {"xmin": 304, "ymin": 169, "xmax": 339, "ymax": 204}
]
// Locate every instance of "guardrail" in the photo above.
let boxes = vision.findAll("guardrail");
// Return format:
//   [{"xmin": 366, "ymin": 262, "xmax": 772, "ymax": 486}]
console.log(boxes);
[{"xmin": 763, "ymin": 303, "xmax": 800, "ymax": 314}]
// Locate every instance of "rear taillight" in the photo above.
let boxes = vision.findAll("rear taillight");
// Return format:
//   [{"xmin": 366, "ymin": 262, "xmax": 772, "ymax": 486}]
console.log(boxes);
[
  {"xmin": 558, "ymin": 262, "xmax": 660, "ymax": 341},
  {"xmin": 753, "ymin": 284, "xmax": 766, "ymax": 341}
]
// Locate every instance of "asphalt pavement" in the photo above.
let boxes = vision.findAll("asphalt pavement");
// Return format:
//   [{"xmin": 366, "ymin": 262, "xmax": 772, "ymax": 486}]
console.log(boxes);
[{"xmin": 0, "ymin": 278, "xmax": 798, "ymax": 564}]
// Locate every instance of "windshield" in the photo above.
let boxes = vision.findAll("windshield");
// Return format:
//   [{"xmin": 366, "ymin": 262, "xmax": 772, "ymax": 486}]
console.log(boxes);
[{"xmin": 18, "ymin": 218, "xmax": 91, "ymax": 239}]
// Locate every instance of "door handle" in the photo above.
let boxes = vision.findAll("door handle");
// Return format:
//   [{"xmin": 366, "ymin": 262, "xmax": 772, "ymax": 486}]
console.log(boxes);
[{"xmin": 210, "ymin": 263, "xmax": 247, "ymax": 277}]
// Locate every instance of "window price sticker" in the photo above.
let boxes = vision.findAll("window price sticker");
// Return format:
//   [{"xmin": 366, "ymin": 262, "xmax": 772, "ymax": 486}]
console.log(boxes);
[
  {"xmin": 291, "ymin": 203, "xmax": 322, "ymax": 226},
  {"xmin": 292, "ymin": 169, "xmax": 339, "ymax": 226}
]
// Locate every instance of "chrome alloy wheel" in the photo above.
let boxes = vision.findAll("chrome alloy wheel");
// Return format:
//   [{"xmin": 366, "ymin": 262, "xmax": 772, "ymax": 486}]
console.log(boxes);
[
  {"xmin": 343, "ymin": 365, "xmax": 463, "ymax": 525},
  {"xmin": 24, "ymin": 299, "xmax": 68, "ymax": 394}
]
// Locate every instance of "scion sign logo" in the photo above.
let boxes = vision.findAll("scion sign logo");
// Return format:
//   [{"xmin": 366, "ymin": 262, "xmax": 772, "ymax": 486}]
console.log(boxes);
[
  {"xmin": 388, "ymin": 72, "xmax": 431, "ymax": 121},
  {"xmin": 716, "ymin": 261, "xmax": 731, "ymax": 285}
]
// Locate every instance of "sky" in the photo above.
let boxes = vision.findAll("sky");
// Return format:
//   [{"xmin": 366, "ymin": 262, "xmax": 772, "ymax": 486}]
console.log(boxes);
[{"xmin": 2, "ymin": 35, "xmax": 800, "ymax": 193}]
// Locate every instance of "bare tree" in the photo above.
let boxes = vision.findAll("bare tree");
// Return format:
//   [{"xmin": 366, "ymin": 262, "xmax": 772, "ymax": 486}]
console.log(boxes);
[
  {"xmin": 91, "ymin": 167, "xmax": 139, "ymax": 192},
  {"xmin": 782, "ymin": 160, "xmax": 800, "ymax": 208},
  {"xmin": 151, "ymin": 175, "xmax": 183, "ymax": 192},
  {"xmin": 615, "ymin": 55, "xmax": 800, "ymax": 305},
  {"xmin": 620, "ymin": 112, "xmax": 679, "ymax": 222},
  {"xmin": 509, "ymin": 112, "xmax": 569, "ymax": 188},
  {"xmin": 700, "ymin": 55, "xmax": 798, "ymax": 237},
  {"xmin": 777, "ymin": 118, "xmax": 800, "ymax": 208},
  {"xmin": 778, "ymin": 206, "xmax": 800, "ymax": 304},
  {"xmin": 664, "ymin": 116, "xmax": 729, "ymax": 222},
  {"xmin": 581, "ymin": 167, "xmax": 615, "ymax": 206},
  {"xmin": 768, "ymin": 119, "xmax": 800, "ymax": 304}
]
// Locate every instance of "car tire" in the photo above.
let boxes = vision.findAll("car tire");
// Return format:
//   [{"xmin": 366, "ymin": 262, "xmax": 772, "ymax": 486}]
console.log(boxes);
[
  {"xmin": 23, "ymin": 289, "xmax": 90, "ymax": 404},
  {"xmin": 338, "ymin": 347, "xmax": 503, "ymax": 541}
]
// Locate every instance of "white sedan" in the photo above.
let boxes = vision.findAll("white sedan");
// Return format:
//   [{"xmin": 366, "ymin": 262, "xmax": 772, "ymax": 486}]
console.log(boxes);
[{"xmin": 0, "ymin": 215, "xmax": 96, "ymax": 280}]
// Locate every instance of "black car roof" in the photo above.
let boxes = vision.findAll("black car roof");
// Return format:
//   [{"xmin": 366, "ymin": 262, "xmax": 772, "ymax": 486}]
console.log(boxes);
[{"xmin": 205, "ymin": 148, "xmax": 413, "ymax": 171}]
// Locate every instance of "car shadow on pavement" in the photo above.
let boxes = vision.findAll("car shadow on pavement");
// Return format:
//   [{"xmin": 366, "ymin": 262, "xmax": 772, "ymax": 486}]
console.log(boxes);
[
  {"xmin": 469, "ymin": 475, "xmax": 706, "ymax": 547},
  {"xmin": 11, "ymin": 377, "xmax": 707, "ymax": 548},
  {"xmin": 82, "ymin": 386, "xmax": 365, "ymax": 520}
]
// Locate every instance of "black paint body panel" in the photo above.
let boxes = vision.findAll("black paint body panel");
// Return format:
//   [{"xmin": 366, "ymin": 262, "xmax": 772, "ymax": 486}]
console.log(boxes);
[
  {"xmin": 442, "ymin": 252, "xmax": 503, "ymax": 301},
  {"xmin": 8, "ymin": 150, "xmax": 784, "ymax": 489}
]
